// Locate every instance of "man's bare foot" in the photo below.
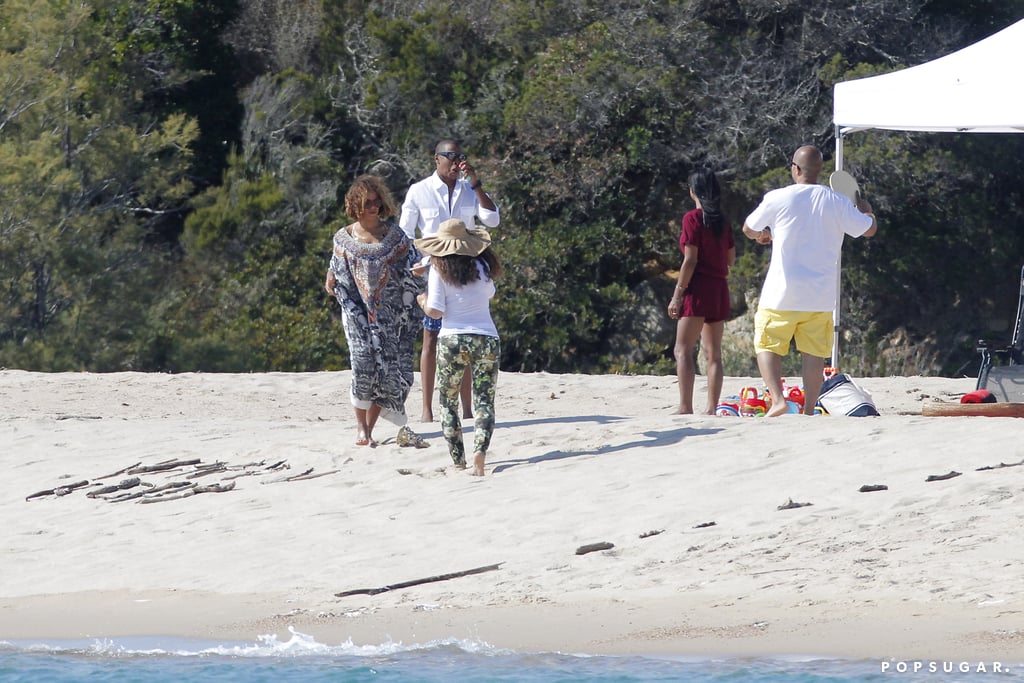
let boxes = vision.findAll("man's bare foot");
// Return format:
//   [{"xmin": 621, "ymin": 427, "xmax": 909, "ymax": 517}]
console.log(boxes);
[
  {"xmin": 421, "ymin": 409, "xmax": 433, "ymax": 423},
  {"xmin": 673, "ymin": 407, "xmax": 694, "ymax": 415},
  {"xmin": 471, "ymin": 452, "xmax": 485, "ymax": 477},
  {"xmin": 765, "ymin": 403, "xmax": 789, "ymax": 418}
]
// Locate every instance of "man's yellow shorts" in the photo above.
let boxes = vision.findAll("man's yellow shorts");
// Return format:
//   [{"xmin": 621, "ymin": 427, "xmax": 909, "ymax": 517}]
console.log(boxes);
[{"xmin": 754, "ymin": 308, "xmax": 833, "ymax": 358}]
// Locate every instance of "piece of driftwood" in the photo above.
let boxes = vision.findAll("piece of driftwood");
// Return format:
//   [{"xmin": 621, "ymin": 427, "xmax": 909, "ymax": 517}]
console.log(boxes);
[
  {"xmin": 639, "ymin": 529, "xmax": 664, "ymax": 539},
  {"xmin": 777, "ymin": 498, "xmax": 812, "ymax": 511},
  {"xmin": 54, "ymin": 481, "xmax": 90, "ymax": 496},
  {"xmin": 138, "ymin": 480, "xmax": 236, "ymax": 503},
  {"xmin": 693, "ymin": 521, "xmax": 717, "ymax": 529},
  {"xmin": 976, "ymin": 458, "xmax": 1024, "ymax": 471},
  {"xmin": 261, "ymin": 468, "xmax": 322, "ymax": 484},
  {"xmin": 128, "ymin": 459, "xmax": 202, "ymax": 475},
  {"xmin": 922, "ymin": 402, "xmax": 1024, "ymax": 417},
  {"xmin": 335, "ymin": 562, "xmax": 503, "ymax": 597},
  {"xmin": 109, "ymin": 481, "xmax": 194, "ymax": 502},
  {"xmin": 925, "ymin": 470, "xmax": 962, "ymax": 482},
  {"xmin": 187, "ymin": 464, "xmax": 228, "ymax": 479},
  {"xmin": 189, "ymin": 462, "xmax": 226, "ymax": 474},
  {"xmin": 859, "ymin": 484, "xmax": 889, "ymax": 493},
  {"xmin": 26, "ymin": 480, "xmax": 90, "ymax": 501},
  {"xmin": 575, "ymin": 542, "xmax": 614, "ymax": 555},
  {"xmin": 284, "ymin": 469, "xmax": 339, "ymax": 482},
  {"xmin": 87, "ymin": 477, "xmax": 142, "ymax": 498}
]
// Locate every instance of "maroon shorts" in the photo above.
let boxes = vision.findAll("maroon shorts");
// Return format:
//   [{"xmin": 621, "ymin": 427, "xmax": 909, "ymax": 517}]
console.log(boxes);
[{"xmin": 680, "ymin": 274, "xmax": 730, "ymax": 323}]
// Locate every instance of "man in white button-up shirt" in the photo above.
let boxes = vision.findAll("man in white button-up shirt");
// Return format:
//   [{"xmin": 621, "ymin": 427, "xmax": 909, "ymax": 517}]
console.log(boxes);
[{"xmin": 400, "ymin": 140, "xmax": 500, "ymax": 423}]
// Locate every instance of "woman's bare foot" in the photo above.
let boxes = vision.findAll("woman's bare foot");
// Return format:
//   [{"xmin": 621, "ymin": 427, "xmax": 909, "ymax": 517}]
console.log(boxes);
[
  {"xmin": 471, "ymin": 452, "xmax": 485, "ymax": 477},
  {"xmin": 420, "ymin": 409, "xmax": 433, "ymax": 423},
  {"xmin": 673, "ymin": 407, "xmax": 694, "ymax": 415},
  {"xmin": 355, "ymin": 430, "xmax": 371, "ymax": 446}
]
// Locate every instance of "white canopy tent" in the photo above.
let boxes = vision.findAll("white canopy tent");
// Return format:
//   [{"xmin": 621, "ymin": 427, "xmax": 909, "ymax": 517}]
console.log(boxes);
[{"xmin": 829, "ymin": 18, "xmax": 1024, "ymax": 367}]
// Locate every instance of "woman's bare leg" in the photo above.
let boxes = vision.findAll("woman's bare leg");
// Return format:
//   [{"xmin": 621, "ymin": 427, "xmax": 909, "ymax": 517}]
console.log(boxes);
[
  {"xmin": 701, "ymin": 321, "xmax": 725, "ymax": 414},
  {"xmin": 420, "ymin": 328, "xmax": 438, "ymax": 422},
  {"xmin": 353, "ymin": 407, "xmax": 371, "ymax": 445},
  {"xmin": 673, "ymin": 316, "xmax": 705, "ymax": 414},
  {"xmin": 472, "ymin": 451, "xmax": 485, "ymax": 477}
]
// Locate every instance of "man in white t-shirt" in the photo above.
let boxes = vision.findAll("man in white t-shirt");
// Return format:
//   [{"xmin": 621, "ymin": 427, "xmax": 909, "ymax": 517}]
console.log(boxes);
[
  {"xmin": 742, "ymin": 145, "xmax": 878, "ymax": 416},
  {"xmin": 400, "ymin": 140, "xmax": 500, "ymax": 422}
]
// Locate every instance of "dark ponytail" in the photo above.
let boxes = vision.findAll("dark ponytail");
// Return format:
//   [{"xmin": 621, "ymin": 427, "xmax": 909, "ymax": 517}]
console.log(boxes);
[{"xmin": 689, "ymin": 168, "xmax": 725, "ymax": 238}]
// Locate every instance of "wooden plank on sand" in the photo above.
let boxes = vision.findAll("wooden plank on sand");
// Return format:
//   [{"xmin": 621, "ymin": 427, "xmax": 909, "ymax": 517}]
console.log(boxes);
[{"xmin": 922, "ymin": 402, "xmax": 1024, "ymax": 417}]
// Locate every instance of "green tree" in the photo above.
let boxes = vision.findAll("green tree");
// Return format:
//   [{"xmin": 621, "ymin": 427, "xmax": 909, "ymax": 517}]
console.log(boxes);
[
  {"xmin": 0, "ymin": 0, "xmax": 197, "ymax": 370},
  {"xmin": 168, "ymin": 73, "xmax": 346, "ymax": 372}
]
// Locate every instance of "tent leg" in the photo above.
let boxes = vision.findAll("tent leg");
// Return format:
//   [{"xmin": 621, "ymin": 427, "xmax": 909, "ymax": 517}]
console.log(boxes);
[{"xmin": 832, "ymin": 128, "xmax": 844, "ymax": 371}]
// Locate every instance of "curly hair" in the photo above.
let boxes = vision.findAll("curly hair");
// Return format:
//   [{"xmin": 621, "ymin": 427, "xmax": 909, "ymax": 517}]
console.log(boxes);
[
  {"xmin": 342, "ymin": 175, "xmax": 398, "ymax": 220},
  {"xmin": 431, "ymin": 248, "xmax": 503, "ymax": 287}
]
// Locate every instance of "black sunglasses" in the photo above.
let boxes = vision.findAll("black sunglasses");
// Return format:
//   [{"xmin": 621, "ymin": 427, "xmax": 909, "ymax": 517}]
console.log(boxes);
[{"xmin": 436, "ymin": 151, "xmax": 467, "ymax": 162}]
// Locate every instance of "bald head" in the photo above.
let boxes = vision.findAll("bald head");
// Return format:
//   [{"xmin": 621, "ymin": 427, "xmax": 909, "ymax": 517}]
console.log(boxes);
[
  {"xmin": 435, "ymin": 139, "xmax": 459, "ymax": 154},
  {"xmin": 791, "ymin": 145, "xmax": 823, "ymax": 183}
]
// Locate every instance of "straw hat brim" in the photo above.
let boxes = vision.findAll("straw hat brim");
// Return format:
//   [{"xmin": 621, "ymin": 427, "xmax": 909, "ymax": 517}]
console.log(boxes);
[{"xmin": 415, "ymin": 228, "xmax": 491, "ymax": 257}]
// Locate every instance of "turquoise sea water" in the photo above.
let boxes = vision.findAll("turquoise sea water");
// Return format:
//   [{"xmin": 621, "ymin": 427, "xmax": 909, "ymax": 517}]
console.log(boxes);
[{"xmin": 2, "ymin": 631, "xmax": 1021, "ymax": 682}]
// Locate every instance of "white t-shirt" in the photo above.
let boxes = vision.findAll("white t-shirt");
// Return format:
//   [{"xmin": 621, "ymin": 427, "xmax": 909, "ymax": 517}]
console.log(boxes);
[
  {"xmin": 398, "ymin": 172, "xmax": 500, "ymax": 240},
  {"xmin": 745, "ymin": 183, "xmax": 873, "ymax": 311},
  {"xmin": 425, "ymin": 260, "xmax": 499, "ymax": 338}
]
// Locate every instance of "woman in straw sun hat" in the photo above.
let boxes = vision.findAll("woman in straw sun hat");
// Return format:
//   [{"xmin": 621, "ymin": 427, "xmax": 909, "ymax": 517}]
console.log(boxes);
[{"xmin": 415, "ymin": 218, "xmax": 503, "ymax": 476}]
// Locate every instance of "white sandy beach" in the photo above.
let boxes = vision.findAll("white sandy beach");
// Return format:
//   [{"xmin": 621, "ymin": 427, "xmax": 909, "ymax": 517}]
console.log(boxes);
[{"xmin": 1, "ymin": 369, "xmax": 1022, "ymax": 661}]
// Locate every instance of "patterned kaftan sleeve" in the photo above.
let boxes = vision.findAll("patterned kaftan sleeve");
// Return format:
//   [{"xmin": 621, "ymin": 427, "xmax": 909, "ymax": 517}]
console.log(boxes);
[{"xmin": 327, "ymin": 232, "xmax": 368, "ymax": 324}]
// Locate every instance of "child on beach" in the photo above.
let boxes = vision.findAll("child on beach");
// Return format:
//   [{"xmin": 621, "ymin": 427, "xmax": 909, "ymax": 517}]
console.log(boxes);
[{"xmin": 415, "ymin": 219, "xmax": 503, "ymax": 476}]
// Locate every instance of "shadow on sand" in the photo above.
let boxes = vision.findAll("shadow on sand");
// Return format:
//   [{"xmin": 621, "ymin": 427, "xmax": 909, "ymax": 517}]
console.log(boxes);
[{"xmin": 489, "ymin": 420, "xmax": 722, "ymax": 474}]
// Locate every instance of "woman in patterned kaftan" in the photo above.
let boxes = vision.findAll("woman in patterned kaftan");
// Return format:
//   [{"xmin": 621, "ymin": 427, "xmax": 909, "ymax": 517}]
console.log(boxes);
[{"xmin": 325, "ymin": 175, "xmax": 427, "ymax": 447}]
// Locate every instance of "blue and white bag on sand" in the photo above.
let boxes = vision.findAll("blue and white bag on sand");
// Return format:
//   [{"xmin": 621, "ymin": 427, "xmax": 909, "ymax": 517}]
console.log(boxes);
[{"xmin": 817, "ymin": 373, "xmax": 879, "ymax": 417}]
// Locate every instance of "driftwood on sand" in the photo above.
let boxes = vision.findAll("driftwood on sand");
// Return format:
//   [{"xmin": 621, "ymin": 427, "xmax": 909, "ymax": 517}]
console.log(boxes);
[
  {"xmin": 25, "ymin": 480, "xmax": 90, "ymax": 501},
  {"xmin": 127, "ymin": 459, "xmax": 202, "ymax": 475},
  {"xmin": 335, "ymin": 563, "xmax": 504, "ymax": 597},
  {"xmin": 575, "ymin": 542, "xmax": 614, "ymax": 555},
  {"xmin": 137, "ymin": 481, "xmax": 237, "ymax": 503},
  {"xmin": 26, "ymin": 458, "xmax": 334, "ymax": 504},
  {"xmin": 976, "ymin": 458, "xmax": 1024, "ymax": 471}
]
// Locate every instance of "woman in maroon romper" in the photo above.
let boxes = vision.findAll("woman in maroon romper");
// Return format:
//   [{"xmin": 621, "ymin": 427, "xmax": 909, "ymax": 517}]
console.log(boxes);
[{"xmin": 667, "ymin": 168, "xmax": 736, "ymax": 414}]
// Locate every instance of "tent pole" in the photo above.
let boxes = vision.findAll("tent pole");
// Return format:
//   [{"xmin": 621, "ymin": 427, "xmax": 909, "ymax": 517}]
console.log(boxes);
[
  {"xmin": 835, "ymin": 126, "xmax": 844, "ymax": 171},
  {"xmin": 832, "ymin": 127, "xmax": 844, "ymax": 372}
]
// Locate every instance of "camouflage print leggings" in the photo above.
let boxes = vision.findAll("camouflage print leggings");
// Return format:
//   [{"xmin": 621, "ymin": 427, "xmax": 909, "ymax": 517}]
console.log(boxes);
[{"xmin": 436, "ymin": 334, "xmax": 500, "ymax": 466}]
